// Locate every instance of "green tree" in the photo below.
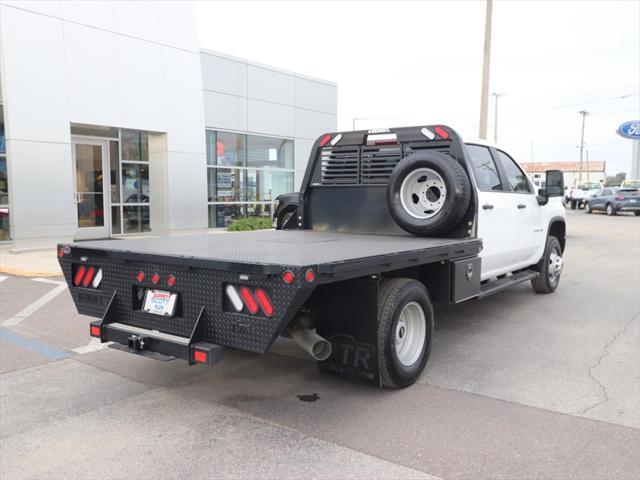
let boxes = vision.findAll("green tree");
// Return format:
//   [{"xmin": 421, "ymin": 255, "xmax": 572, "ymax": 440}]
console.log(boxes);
[{"xmin": 604, "ymin": 172, "xmax": 626, "ymax": 187}]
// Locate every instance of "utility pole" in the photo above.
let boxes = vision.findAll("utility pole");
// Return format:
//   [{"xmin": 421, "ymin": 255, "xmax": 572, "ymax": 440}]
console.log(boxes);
[
  {"xmin": 479, "ymin": 0, "xmax": 493, "ymax": 140},
  {"xmin": 586, "ymin": 149, "xmax": 590, "ymax": 181},
  {"xmin": 578, "ymin": 110, "xmax": 589, "ymax": 182},
  {"xmin": 492, "ymin": 92, "xmax": 506, "ymax": 144}
]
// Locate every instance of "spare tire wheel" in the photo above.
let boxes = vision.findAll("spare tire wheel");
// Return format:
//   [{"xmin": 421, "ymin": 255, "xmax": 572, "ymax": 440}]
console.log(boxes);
[{"xmin": 387, "ymin": 151, "xmax": 471, "ymax": 236}]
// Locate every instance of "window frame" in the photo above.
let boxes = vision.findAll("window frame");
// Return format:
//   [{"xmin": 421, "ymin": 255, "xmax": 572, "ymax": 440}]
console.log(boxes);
[
  {"xmin": 205, "ymin": 129, "xmax": 295, "ymax": 228},
  {"xmin": 465, "ymin": 144, "xmax": 503, "ymax": 192},
  {"xmin": 492, "ymin": 148, "xmax": 535, "ymax": 195}
]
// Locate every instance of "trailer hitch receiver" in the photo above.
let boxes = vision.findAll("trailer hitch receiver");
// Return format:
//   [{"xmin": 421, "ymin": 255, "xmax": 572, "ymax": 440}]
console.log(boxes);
[{"xmin": 127, "ymin": 334, "xmax": 148, "ymax": 351}]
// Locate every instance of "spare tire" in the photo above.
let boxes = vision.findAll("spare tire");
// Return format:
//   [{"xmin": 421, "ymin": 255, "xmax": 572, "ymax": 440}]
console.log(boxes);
[{"xmin": 387, "ymin": 150, "xmax": 471, "ymax": 236}]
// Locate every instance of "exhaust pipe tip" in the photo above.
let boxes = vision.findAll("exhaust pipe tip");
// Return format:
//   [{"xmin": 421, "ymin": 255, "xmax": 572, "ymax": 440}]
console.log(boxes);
[
  {"xmin": 288, "ymin": 326, "xmax": 332, "ymax": 361},
  {"xmin": 310, "ymin": 339, "xmax": 332, "ymax": 361}
]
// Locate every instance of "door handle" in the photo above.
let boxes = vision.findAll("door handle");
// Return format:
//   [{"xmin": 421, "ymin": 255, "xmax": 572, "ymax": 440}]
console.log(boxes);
[
  {"xmin": 482, "ymin": 204, "xmax": 494, "ymax": 210},
  {"xmin": 517, "ymin": 204, "xmax": 527, "ymax": 209}
]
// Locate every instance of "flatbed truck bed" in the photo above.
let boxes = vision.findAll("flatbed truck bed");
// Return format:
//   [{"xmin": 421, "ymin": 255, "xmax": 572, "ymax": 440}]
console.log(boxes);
[{"xmin": 74, "ymin": 230, "xmax": 481, "ymax": 279}]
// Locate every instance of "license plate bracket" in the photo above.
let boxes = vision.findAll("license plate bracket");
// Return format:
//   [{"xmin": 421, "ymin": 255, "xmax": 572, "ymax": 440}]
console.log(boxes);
[{"xmin": 143, "ymin": 289, "xmax": 178, "ymax": 317}]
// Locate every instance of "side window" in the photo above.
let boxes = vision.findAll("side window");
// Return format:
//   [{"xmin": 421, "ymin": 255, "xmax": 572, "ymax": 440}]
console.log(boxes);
[
  {"xmin": 466, "ymin": 145, "xmax": 502, "ymax": 191},
  {"xmin": 497, "ymin": 151, "xmax": 532, "ymax": 193}
]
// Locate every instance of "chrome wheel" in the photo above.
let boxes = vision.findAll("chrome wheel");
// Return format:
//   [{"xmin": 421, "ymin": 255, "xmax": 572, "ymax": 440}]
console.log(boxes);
[
  {"xmin": 548, "ymin": 247, "xmax": 563, "ymax": 285},
  {"xmin": 395, "ymin": 301, "xmax": 426, "ymax": 367},
  {"xmin": 399, "ymin": 168, "xmax": 447, "ymax": 219}
]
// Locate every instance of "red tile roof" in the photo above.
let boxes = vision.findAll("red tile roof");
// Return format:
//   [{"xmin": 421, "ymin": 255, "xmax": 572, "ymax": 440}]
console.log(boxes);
[{"xmin": 521, "ymin": 161, "xmax": 606, "ymax": 173}]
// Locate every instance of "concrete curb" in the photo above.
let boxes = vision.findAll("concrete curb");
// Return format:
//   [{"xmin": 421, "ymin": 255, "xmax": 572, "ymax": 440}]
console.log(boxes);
[{"xmin": 0, "ymin": 266, "xmax": 62, "ymax": 278}]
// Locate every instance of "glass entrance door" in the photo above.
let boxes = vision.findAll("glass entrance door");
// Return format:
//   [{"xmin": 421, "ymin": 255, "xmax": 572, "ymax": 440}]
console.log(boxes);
[{"xmin": 73, "ymin": 139, "xmax": 110, "ymax": 239}]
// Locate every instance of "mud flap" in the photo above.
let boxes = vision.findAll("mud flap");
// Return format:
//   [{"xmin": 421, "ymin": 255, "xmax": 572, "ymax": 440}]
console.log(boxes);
[{"xmin": 315, "ymin": 277, "xmax": 381, "ymax": 386}]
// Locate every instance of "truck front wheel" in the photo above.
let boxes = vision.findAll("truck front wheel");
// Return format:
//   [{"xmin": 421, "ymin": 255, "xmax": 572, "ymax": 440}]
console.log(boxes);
[
  {"xmin": 378, "ymin": 278, "xmax": 434, "ymax": 388},
  {"xmin": 531, "ymin": 236, "xmax": 563, "ymax": 293}
]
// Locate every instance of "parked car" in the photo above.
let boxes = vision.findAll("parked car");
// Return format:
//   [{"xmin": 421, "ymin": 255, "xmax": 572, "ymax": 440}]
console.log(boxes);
[
  {"xmin": 584, "ymin": 187, "xmax": 640, "ymax": 216},
  {"xmin": 568, "ymin": 181, "xmax": 600, "ymax": 209},
  {"xmin": 620, "ymin": 179, "xmax": 640, "ymax": 189}
]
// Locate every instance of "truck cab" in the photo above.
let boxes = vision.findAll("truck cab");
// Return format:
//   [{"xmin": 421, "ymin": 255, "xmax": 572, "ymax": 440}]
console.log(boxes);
[{"xmin": 276, "ymin": 136, "xmax": 566, "ymax": 282}]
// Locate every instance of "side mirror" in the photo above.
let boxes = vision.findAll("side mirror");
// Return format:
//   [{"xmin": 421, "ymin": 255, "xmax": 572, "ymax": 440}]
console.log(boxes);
[
  {"xmin": 544, "ymin": 170, "xmax": 564, "ymax": 196},
  {"xmin": 537, "ymin": 169, "xmax": 564, "ymax": 205}
]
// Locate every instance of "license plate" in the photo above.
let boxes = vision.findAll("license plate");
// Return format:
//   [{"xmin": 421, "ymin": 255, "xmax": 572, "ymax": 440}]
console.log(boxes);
[{"xmin": 143, "ymin": 289, "xmax": 177, "ymax": 317}]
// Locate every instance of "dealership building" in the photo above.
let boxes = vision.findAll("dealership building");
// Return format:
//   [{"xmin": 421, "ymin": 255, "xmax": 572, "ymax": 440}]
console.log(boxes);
[{"xmin": 0, "ymin": 0, "xmax": 336, "ymax": 247}]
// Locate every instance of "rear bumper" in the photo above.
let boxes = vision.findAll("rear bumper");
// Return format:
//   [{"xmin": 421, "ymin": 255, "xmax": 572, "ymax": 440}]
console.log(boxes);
[
  {"xmin": 617, "ymin": 204, "xmax": 640, "ymax": 212},
  {"xmin": 91, "ymin": 321, "xmax": 223, "ymax": 365}
]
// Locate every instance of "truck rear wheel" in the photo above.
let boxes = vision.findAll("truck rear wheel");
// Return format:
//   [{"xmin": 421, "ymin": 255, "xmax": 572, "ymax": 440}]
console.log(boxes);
[
  {"xmin": 378, "ymin": 278, "xmax": 434, "ymax": 388},
  {"xmin": 387, "ymin": 151, "xmax": 470, "ymax": 236}
]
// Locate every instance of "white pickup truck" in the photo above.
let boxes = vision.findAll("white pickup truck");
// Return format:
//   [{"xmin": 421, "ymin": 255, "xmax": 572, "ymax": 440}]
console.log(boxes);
[
  {"xmin": 60, "ymin": 126, "xmax": 567, "ymax": 388},
  {"xmin": 568, "ymin": 181, "xmax": 601, "ymax": 209}
]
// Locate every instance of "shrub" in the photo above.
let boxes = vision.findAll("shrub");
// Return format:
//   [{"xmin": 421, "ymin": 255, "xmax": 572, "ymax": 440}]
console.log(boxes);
[{"xmin": 227, "ymin": 216, "xmax": 273, "ymax": 232}]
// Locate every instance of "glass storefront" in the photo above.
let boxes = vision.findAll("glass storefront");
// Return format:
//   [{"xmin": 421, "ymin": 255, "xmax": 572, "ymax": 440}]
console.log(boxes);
[
  {"xmin": 206, "ymin": 130, "xmax": 294, "ymax": 228},
  {"xmin": 0, "ymin": 104, "xmax": 9, "ymax": 241},
  {"xmin": 111, "ymin": 129, "xmax": 151, "ymax": 234}
]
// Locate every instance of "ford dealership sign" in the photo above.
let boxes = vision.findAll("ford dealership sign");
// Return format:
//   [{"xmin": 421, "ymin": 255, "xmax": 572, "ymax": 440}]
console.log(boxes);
[{"xmin": 617, "ymin": 121, "xmax": 640, "ymax": 140}]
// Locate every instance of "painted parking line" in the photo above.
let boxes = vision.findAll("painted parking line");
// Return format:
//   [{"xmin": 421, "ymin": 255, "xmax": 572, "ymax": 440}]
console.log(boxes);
[
  {"xmin": 0, "ymin": 328, "xmax": 69, "ymax": 360},
  {"xmin": 1, "ymin": 281, "xmax": 68, "ymax": 327},
  {"xmin": 72, "ymin": 338, "xmax": 112, "ymax": 355},
  {"xmin": 32, "ymin": 277, "xmax": 66, "ymax": 286}
]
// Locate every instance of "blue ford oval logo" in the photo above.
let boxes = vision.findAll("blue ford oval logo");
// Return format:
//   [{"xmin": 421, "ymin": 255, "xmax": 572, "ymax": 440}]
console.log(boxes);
[{"xmin": 617, "ymin": 121, "xmax": 640, "ymax": 140}]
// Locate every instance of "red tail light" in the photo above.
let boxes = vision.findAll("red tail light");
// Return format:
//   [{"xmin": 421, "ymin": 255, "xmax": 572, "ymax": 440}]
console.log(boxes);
[
  {"xmin": 239, "ymin": 287, "xmax": 259, "ymax": 314},
  {"xmin": 81, "ymin": 267, "xmax": 96, "ymax": 288},
  {"xmin": 90, "ymin": 325, "xmax": 101, "ymax": 338},
  {"xmin": 137, "ymin": 271, "xmax": 145, "ymax": 282},
  {"xmin": 193, "ymin": 350, "xmax": 207, "ymax": 364},
  {"xmin": 167, "ymin": 275, "xmax": 176, "ymax": 287},
  {"xmin": 254, "ymin": 288, "xmax": 274, "ymax": 317},
  {"xmin": 319, "ymin": 134, "xmax": 331, "ymax": 147},
  {"xmin": 282, "ymin": 271, "xmax": 295, "ymax": 284},
  {"xmin": 73, "ymin": 265, "xmax": 87, "ymax": 286},
  {"xmin": 434, "ymin": 126, "xmax": 449, "ymax": 139},
  {"xmin": 151, "ymin": 273, "xmax": 160, "ymax": 284},
  {"xmin": 304, "ymin": 269, "xmax": 315, "ymax": 283}
]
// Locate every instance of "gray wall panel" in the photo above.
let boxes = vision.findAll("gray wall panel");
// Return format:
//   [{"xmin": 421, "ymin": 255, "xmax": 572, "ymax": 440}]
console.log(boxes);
[
  {"xmin": 203, "ymin": 90, "xmax": 247, "ymax": 131},
  {"xmin": 247, "ymin": 99, "xmax": 295, "ymax": 138},
  {"xmin": 295, "ymin": 108, "xmax": 336, "ymax": 140},
  {"xmin": 295, "ymin": 77, "xmax": 337, "ymax": 114},
  {"xmin": 200, "ymin": 52, "xmax": 247, "ymax": 97},
  {"xmin": 248, "ymin": 65, "xmax": 295, "ymax": 106}
]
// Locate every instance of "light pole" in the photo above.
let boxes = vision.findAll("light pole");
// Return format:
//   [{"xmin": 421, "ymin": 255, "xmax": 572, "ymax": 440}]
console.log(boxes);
[
  {"xmin": 492, "ymin": 92, "xmax": 506, "ymax": 144},
  {"xmin": 578, "ymin": 110, "xmax": 589, "ymax": 182},
  {"xmin": 478, "ymin": 0, "xmax": 493, "ymax": 140}
]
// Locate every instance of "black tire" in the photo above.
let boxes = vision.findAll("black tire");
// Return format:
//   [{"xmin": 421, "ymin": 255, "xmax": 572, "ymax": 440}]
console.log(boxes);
[
  {"xmin": 584, "ymin": 202, "xmax": 592, "ymax": 214},
  {"xmin": 531, "ymin": 236, "xmax": 563, "ymax": 294},
  {"xmin": 276, "ymin": 208, "xmax": 296, "ymax": 230},
  {"xmin": 634, "ymin": 211, "xmax": 640, "ymax": 216},
  {"xmin": 377, "ymin": 278, "xmax": 434, "ymax": 388},
  {"xmin": 570, "ymin": 201, "xmax": 577, "ymax": 210},
  {"xmin": 606, "ymin": 203, "xmax": 616, "ymax": 216},
  {"xmin": 386, "ymin": 151, "xmax": 471, "ymax": 236}
]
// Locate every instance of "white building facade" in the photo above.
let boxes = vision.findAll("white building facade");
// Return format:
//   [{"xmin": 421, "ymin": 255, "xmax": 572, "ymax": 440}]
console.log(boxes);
[{"xmin": 0, "ymin": 1, "xmax": 336, "ymax": 247}]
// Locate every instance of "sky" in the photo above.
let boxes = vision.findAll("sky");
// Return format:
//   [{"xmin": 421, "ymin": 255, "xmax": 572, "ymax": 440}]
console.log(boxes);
[{"xmin": 194, "ymin": 0, "xmax": 640, "ymax": 176}]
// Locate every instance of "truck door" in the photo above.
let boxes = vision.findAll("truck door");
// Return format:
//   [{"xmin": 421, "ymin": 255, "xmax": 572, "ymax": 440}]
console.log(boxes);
[
  {"xmin": 466, "ymin": 145, "xmax": 520, "ymax": 278},
  {"xmin": 494, "ymin": 150, "xmax": 545, "ymax": 267}
]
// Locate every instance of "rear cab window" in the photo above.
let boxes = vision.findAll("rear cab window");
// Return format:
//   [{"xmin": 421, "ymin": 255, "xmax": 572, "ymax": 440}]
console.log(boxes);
[{"xmin": 466, "ymin": 145, "xmax": 502, "ymax": 191}]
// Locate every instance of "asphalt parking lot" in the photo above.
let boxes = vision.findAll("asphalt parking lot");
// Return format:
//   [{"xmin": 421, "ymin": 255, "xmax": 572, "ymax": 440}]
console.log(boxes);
[{"xmin": 1, "ymin": 209, "xmax": 639, "ymax": 480}]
